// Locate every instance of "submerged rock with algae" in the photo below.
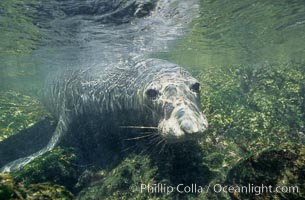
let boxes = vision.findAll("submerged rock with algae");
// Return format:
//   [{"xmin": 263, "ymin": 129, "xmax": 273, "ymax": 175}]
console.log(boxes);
[{"xmin": 0, "ymin": 173, "xmax": 74, "ymax": 199}]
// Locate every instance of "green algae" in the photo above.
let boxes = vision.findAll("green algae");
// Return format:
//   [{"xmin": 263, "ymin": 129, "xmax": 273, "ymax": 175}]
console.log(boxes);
[
  {"xmin": 77, "ymin": 155, "xmax": 169, "ymax": 200},
  {"xmin": 198, "ymin": 61, "xmax": 305, "ymax": 166},
  {"xmin": 226, "ymin": 143, "xmax": 305, "ymax": 200},
  {"xmin": 0, "ymin": 90, "xmax": 50, "ymax": 142},
  {"xmin": 12, "ymin": 147, "xmax": 81, "ymax": 192},
  {"xmin": 0, "ymin": 173, "xmax": 74, "ymax": 199}
]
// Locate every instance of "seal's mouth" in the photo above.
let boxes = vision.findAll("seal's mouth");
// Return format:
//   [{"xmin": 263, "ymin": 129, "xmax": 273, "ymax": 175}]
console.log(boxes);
[{"xmin": 160, "ymin": 130, "xmax": 203, "ymax": 143}]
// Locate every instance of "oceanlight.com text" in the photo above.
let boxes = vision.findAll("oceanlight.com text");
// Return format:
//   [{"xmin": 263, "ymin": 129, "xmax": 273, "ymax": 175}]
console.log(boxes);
[{"xmin": 133, "ymin": 183, "xmax": 300, "ymax": 196}]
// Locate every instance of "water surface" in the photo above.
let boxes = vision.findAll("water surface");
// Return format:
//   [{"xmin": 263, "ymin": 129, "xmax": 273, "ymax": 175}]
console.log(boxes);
[{"xmin": 167, "ymin": 0, "xmax": 305, "ymax": 70}]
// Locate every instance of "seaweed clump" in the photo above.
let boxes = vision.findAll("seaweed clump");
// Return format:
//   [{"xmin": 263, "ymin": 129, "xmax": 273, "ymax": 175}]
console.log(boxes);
[
  {"xmin": 0, "ymin": 173, "xmax": 74, "ymax": 199},
  {"xmin": 77, "ymin": 155, "xmax": 169, "ymax": 200},
  {"xmin": 226, "ymin": 143, "xmax": 305, "ymax": 200},
  {"xmin": 11, "ymin": 147, "xmax": 81, "ymax": 193},
  {"xmin": 199, "ymin": 61, "xmax": 305, "ymax": 167}
]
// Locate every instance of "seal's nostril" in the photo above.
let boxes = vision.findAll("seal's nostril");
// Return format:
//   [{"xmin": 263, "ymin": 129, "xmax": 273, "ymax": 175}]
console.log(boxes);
[{"xmin": 181, "ymin": 120, "xmax": 193, "ymax": 134}]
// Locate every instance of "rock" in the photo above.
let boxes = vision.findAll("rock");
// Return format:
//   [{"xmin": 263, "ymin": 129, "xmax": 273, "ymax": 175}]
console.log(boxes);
[{"xmin": 226, "ymin": 143, "xmax": 305, "ymax": 200}]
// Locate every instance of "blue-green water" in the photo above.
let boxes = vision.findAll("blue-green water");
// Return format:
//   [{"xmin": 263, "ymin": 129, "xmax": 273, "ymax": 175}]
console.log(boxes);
[
  {"xmin": 1, "ymin": 0, "xmax": 305, "ymax": 88},
  {"xmin": 167, "ymin": 0, "xmax": 305, "ymax": 70}
]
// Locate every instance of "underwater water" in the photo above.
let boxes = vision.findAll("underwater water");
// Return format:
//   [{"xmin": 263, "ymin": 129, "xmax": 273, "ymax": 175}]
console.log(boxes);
[{"xmin": 0, "ymin": 0, "xmax": 305, "ymax": 199}]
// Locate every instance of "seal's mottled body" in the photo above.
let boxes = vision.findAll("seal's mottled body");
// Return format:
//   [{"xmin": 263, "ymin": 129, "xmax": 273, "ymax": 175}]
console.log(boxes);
[{"xmin": 1, "ymin": 59, "xmax": 207, "ymax": 172}]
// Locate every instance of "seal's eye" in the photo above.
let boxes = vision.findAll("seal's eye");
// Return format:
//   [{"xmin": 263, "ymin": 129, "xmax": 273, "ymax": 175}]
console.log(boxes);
[
  {"xmin": 191, "ymin": 82, "xmax": 200, "ymax": 93},
  {"xmin": 146, "ymin": 89, "xmax": 159, "ymax": 100}
]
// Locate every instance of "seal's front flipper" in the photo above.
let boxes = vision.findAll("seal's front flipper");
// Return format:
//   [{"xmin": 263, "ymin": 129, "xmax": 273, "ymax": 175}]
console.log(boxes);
[
  {"xmin": 0, "ymin": 116, "xmax": 69, "ymax": 173},
  {"xmin": 0, "ymin": 119, "xmax": 54, "ymax": 168}
]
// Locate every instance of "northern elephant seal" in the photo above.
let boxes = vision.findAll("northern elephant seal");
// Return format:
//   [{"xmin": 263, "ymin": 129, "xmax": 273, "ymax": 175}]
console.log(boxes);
[{"xmin": 1, "ymin": 58, "xmax": 208, "ymax": 172}]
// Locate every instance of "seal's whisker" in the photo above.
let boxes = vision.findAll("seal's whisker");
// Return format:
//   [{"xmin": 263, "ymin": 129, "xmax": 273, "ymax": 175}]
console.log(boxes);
[
  {"xmin": 144, "ymin": 136, "xmax": 163, "ymax": 153},
  {"xmin": 139, "ymin": 145, "xmax": 151, "ymax": 155},
  {"xmin": 121, "ymin": 146, "xmax": 135, "ymax": 153},
  {"xmin": 155, "ymin": 138, "xmax": 164, "ymax": 147},
  {"xmin": 135, "ymin": 131, "xmax": 157, "ymax": 135},
  {"xmin": 147, "ymin": 135, "xmax": 161, "ymax": 144},
  {"xmin": 154, "ymin": 138, "xmax": 166, "ymax": 153},
  {"xmin": 120, "ymin": 126, "xmax": 158, "ymax": 130},
  {"xmin": 159, "ymin": 140, "xmax": 167, "ymax": 154},
  {"xmin": 139, "ymin": 136, "xmax": 161, "ymax": 155},
  {"xmin": 124, "ymin": 133, "xmax": 157, "ymax": 141},
  {"xmin": 142, "ymin": 135, "xmax": 161, "ymax": 148},
  {"xmin": 124, "ymin": 131, "xmax": 155, "ymax": 135},
  {"xmin": 121, "ymin": 133, "xmax": 159, "ymax": 153}
]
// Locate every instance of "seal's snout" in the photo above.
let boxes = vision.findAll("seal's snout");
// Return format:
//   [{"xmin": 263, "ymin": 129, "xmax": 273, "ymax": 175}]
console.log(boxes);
[
  {"xmin": 158, "ymin": 104, "xmax": 208, "ymax": 142},
  {"xmin": 177, "ymin": 107, "xmax": 208, "ymax": 135},
  {"xmin": 176, "ymin": 108, "xmax": 200, "ymax": 134},
  {"xmin": 180, "ymin": 120, "xmax": 199, "ymax": 134},
  {"xmin": 181, "ymin": 117, "xmax": 208, "ymax": 135}
]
